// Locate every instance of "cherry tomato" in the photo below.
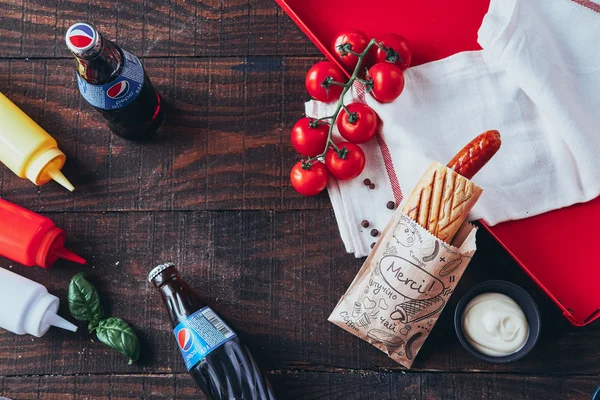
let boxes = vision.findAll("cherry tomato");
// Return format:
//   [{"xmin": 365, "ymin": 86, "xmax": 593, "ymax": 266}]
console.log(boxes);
[
  {"xmin": 305, "ymin": 62, "xmax": 346, "ymax": 102},
  {"xmin": 331, "ymin": 30, "xmax": 369, "ymax": 72},
  {"xmin": 367, "ymin": 62, "xmax": 405, "ymax": 103},
  {"xmin": 291, "ymin": 118, "xmax": 329, "ymax": 157},
  {"xmin": 290, "ymin": 160, "xmax": 329, "ymax": 196},
  {"xmin": 373, "ymin": 33, "xmax": 412, "ymax": 70},
  {"xmin": 336, "ymin": 103, "xmax": 378, "ymax": 144},
  {"xmin": 325, "ymin": 142, "xmax": 366, "ymax": 180}
]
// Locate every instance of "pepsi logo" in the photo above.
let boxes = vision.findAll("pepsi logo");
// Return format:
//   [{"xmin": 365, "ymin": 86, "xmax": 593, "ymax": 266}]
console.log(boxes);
[
  {"xmin": 67, "ymin": 24, "xmax": 95, "ymax": 49},
  {"xmin": 177, "ymin": 328, "xmax": 194, "ymax": 352},
  {"xmin": 107, "ymin": 81, "xmax": 130, "ymax": 99}
]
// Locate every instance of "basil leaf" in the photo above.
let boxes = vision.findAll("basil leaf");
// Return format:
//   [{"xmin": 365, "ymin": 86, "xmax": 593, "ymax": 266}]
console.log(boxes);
[
  {"xmin": 68, "ymin": 272, "xmax": 104, "ymax": 332},
  {"xmin": 95, "ymin": 317, "xmax": 140, "ymax": 365}
]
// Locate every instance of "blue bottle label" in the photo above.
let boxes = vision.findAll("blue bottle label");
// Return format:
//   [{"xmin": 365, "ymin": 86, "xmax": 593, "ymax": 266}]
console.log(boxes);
[
  {"xmin": 173, "ymin": 307, "xmax": 237, "ymax": 370},
  {"xmin": 76, "ymin": 49, "xmax": 145, "ymax": 110}
]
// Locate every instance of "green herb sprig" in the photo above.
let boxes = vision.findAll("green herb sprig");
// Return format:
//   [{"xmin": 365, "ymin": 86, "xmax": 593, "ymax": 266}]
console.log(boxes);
[{"xmin": 68, "ymin": 273, "xmax": 140, "ymax": 365}]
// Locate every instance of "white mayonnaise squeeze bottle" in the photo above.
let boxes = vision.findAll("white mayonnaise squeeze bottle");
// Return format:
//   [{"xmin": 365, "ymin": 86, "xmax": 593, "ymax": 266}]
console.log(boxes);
[{"xmin": 0, "ymin": 267, "xmax": 77, "ymax": 337}]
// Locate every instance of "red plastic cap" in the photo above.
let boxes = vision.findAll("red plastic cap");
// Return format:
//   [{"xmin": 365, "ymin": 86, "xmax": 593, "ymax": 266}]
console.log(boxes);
[
  {"xmin": 36, "ymin": 227, "xmax": 86, "ymax": 268},
  {"xmin": 54, "ymin": 247, "xmax": 87, "ymax": 265}
]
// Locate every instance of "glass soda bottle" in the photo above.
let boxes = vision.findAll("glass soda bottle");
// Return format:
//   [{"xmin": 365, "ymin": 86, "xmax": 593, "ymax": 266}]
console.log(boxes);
[
  {"xmin": 65, "ymin": 22, "xmax": 165, "ymax": 140},
  {"xmin": 149, "ymin": 262, "xmax": 276, "ymax": 400}
]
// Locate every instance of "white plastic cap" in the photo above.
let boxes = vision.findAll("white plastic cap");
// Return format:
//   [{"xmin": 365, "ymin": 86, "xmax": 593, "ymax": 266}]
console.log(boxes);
[
  {"xmin": 25, "ymin": 293, "xmax": 77, "ymax": 337},
  {"xmin": 43, "ymin": 311, "xmax": 78, "ymax": 333}
]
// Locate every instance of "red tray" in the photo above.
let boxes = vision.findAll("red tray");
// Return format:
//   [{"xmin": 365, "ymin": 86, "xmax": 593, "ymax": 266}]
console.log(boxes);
[{"xmin": 277, "ymin": 0, "xmax": 600, "ymax": 326}]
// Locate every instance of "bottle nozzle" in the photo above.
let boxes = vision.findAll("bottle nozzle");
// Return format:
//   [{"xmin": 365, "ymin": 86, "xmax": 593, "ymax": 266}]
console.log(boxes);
[
  {"xmin": 47, "ymin": 169, "xmax": 74, "ymax": 192},
  {"xmin": 54, "ymin": 247, "xmax": 86, "ymax": 265},
  {"xmin": 44, "ymin": 312, "xmax": 78, "ymax": 333}
]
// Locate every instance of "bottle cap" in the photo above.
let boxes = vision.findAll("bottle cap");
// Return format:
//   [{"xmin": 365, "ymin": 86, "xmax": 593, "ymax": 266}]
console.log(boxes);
[
  {"xmin": 148, "ymin": 262, "xmax": 176, "ymax": 282},
  {"xmin": 47, "ymin": 169, "xmax": 75, "ymax": 192},
  {"xmin": 42, "ymin": 311, "xmax": 78, "ymax": 333},
  {"xmin": 25, "ymin": 292, "xmax": 77, "ymax": 337},
  {"xmin": 36, "ymin": 227, "xmax": 86, "ymax": 269},
  {"xmin": 53, "ymin": 247, "xmax": 87, "ymax": 265},
  {"xmin": 65, "ymin": 23, "xmax": 100, "ymax": 56},
  {"xmin": 26, "ymin": 147, "xmax": 75, "ymax": 191}
]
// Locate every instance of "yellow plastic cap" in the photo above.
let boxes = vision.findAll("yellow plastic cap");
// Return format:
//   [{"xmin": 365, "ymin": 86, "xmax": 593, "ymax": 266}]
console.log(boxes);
[
  {"xmin": 26, "ymin": 148, "xmax": 75, "ymax": 191},
  {"xmin": 47, "ymin": 168, "xmax": 74, "ymax": 192}
]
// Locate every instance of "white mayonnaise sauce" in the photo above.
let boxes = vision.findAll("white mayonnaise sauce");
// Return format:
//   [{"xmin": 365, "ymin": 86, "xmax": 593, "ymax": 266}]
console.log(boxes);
[{"xmin": 462, "ymin": 292, "xmax": 529, "ymax": 357}]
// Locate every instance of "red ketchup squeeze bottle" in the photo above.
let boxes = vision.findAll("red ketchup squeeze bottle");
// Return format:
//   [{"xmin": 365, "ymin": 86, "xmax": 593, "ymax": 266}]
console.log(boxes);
[{"xmin": 0, "ymin": 199, "xmax": 86, "ymax": 268}]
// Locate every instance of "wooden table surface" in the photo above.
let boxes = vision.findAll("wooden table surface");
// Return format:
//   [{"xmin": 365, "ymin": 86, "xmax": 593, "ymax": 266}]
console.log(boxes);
[{"xmin": 0, "ymin": 1, "xmax": 598, "ymax": 399}]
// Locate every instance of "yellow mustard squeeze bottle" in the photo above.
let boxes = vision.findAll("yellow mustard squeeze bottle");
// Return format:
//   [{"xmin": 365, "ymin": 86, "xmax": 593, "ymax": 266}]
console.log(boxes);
[{"xmin": 0, "ymin": 92, "xmax": 74, "ymax": 191}]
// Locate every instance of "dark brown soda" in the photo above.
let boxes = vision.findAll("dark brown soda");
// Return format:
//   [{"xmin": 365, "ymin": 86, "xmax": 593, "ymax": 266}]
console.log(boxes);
[
  {"xmin": 70, "ymin": 31, "xmax": 165, "ymax": 140},
  {"xmin": 150, "ymin": 264, "xmax": 276, "ymax": 400}
]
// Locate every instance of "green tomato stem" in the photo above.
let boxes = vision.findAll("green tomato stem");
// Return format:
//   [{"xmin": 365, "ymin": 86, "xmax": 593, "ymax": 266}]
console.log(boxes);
[
  {"xmin": 341, "ymin": 103, "xmax": 351, "ymax": 116},
  {"xmin": 317, "ymin": 39, "xmax": 379, "ymax": 159},
  {"xmin": 328, "ymin": 81, "xmax": 350, "ymax": 88},
  {"xmin": 310, "ymin": 116, "xmax": 332, "ymax": 128},
  {"xmin": 345, "ymin": 48, "xmax": 363, "ymax": 57}
]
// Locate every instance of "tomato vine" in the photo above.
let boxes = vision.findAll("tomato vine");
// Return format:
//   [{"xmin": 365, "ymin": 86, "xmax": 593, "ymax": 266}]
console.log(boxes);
[
  {"xmin": 290, "ymin": 30, "xmax": 411, "ymax": 196},
  {"xmin": 305, "ymin": 38, "xmax": 381, "ymax": 162}
]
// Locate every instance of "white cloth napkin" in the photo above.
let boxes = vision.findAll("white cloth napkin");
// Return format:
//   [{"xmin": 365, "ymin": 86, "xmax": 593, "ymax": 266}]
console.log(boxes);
[{"xmin": 307, "ymin": 0, "xmax": 600, "ymax": 257}]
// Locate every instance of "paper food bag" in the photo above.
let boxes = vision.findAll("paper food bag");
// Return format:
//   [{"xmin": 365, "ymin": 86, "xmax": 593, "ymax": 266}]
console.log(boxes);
[{"xmin": 328, "ymin": 212, "xmax": 477, "ymax": 368}]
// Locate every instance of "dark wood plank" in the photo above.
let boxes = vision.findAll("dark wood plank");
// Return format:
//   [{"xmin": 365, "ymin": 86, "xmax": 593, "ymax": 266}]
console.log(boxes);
[
  {"xmin": 275, "ymin": 5, "xmax": 319, "ymax": 56},
  {"xmin": 168, "ymin": 58, "xmax": 210, "ymax": 210},
  {"xmin": 0, "ymin": 0, "xmax": 320, "ymax": 58},
  {"xmin": 0, "ymin": 372, "xmax": 597, "ymax": 399},
  {"xmin": 204, "ymin": 58, "xmax": 246, "ymax": 210},
  {"xmin": 242, "ymin": 57, "xmax": 285, "ymax": 209},
  {"xmin": 0, "ymin": 0, "xmax": 23, "ymax": 57},
  {"xmin": 0, "ymin": 57, "xmax": 332, "ymax": 211},
  {"xmin": 0, "ymin": 211, "xmax": 597, "ymax": 376},
  {"xmin": 116, "ymin": 0, "xmax": 146, "ymax": 57},
  {"xmin": 271, "ymin": 372, "xmax": 598, "ymax": 400},
  {"xmin": 21, "ymin": 0, "xmax": 57, "ymax": 58}
]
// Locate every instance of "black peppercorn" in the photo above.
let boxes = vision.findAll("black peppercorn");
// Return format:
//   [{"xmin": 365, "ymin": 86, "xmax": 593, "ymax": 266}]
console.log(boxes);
[
  {"xmin": 369, "ymin": 183, "xmax": 376, "ymax": 190},
  {"xmin": 370, "ymin": 229, "xmax": 379, "ymax": 237},
  {"xmin": 363, "ymin": 178, "xmax": 371, "ymax": 186},
  {"xmin": 361, "ymin": 220, "xmax": 369, "ymax": 228},
  {"xmin": 386, "ymin": 201, "xmax": 395, "ymax": 210},
  {"xmin": 370, "ymin": 242, "xmax": 376, "ymax": 249}
]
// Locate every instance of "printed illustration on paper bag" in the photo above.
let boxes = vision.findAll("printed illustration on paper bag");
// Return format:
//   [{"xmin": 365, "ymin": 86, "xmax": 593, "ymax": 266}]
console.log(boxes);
[{"xmin": 329, "ymin": 213, "xmax": 477, "ymax": 368}]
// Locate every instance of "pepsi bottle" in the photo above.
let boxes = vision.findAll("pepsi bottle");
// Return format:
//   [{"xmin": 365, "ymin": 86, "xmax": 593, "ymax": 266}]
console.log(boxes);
[
  {"xmin": 149, "ymin": 262, "xmax": 276, "ymax": 400},
  {"xmin": 66, "ymin": 22, "xmax": 165, "ymax": 140}
]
